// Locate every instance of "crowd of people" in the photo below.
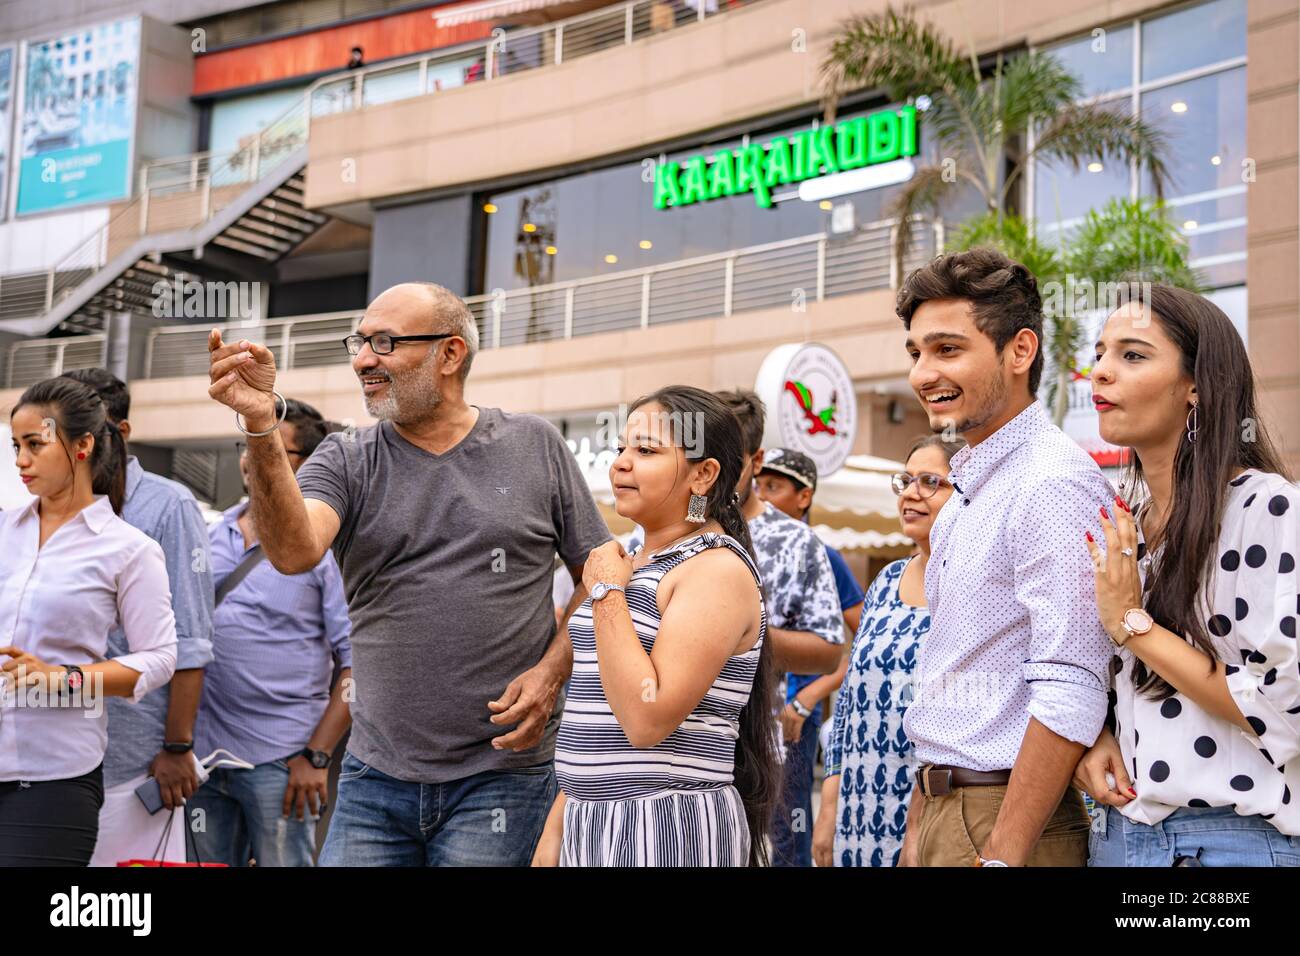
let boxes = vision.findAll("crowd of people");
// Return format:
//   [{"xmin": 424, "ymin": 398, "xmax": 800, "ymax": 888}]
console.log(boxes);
[{"xmin": 1, "ymin": 246, "xmax": 1296, "ymax": 867}]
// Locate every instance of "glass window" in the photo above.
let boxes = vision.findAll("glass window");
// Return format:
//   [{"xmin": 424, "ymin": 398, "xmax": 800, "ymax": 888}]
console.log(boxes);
[
  {"xmin": 481, "ymin": 109, "xmax": 925, "ymax": 297},
  {"xmin": 1034, "ymin": 150, "xmax": 1130, "ymax": 235},
  {"xmin": 1140, "ymin": 67, "xmax": 1246, "ymax": 285},
  {"xmin": 1044, "ymin": 24, "xmax": 1133, "ymax": 98},
  {"xmin": 1141, "ymin": 0, "xmax": 1245, "ymax": 83}
]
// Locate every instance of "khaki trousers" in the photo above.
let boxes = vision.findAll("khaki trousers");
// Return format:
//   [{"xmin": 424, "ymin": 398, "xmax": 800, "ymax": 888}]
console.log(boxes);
[{"xmin": 914, "ymin": 784, "xmax": 1090, "ymax": 867}]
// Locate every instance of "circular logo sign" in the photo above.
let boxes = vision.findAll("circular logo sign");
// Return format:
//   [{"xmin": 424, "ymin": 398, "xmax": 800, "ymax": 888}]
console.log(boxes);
[{"xmin": 754, "ymin": 343, "xmax": 857, "ymax": 478}]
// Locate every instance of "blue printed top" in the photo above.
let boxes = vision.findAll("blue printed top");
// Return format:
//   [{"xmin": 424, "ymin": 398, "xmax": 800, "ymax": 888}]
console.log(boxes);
[{"xmin": 825, "ymin": 557, "xmax": 929, "ymax": 867}]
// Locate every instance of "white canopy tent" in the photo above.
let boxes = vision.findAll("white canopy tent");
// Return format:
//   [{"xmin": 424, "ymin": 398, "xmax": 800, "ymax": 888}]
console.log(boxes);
[{"xmin": 581, "ymin": 450, "xmax": 913, "ymax": 556}]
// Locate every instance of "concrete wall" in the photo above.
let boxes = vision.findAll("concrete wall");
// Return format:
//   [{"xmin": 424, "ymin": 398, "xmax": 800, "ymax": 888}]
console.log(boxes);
[
  {"xmin": 1246, "ymin": 0, "xmax": 1300, "ymax": 473},
  {"xmin": 305, "ymin": 0, "xmax": 1179, "ymax": 209}
]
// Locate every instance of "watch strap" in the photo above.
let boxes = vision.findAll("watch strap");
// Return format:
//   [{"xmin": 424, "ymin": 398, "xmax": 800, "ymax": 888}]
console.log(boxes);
[{"xmin": 790, "ymin": 698, "xmax": 812, "ymax": 718}]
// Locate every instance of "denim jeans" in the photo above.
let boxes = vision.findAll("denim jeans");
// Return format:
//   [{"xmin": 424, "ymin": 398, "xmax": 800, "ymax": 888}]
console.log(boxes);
[
  {"xmin": 772, "ymin": 710, "xmax": 822, "ymax": 868},
  {"xmin": 1089, "ymin": 804, "xmax": 1300, "ymax": 867},
  {"xmin": 188, "ymin": 759, "xmax": 316, "ymax": 867},
  {"xmin": 319, "ymin": 753, "xmax": 556, "ymax": 866}
]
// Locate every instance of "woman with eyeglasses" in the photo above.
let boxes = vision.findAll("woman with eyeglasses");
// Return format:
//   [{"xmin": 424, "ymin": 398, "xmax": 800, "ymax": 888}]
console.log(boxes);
[
  {"xmin": 1075, "ymin": 285, "xmax": 1299, "ymax": 866},
  {"xmin": 812, "ymin": 434, "xmax": 964, "ymax": 867}
]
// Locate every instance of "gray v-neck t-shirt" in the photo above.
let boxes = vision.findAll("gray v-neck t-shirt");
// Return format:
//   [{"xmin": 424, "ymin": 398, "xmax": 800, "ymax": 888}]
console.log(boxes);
[{"xmin": 295, "ymin": 407, "xmax": 610, "ymax": 783}]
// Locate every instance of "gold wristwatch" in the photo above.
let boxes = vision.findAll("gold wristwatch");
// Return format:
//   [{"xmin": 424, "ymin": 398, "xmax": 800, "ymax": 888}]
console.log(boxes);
[{"xmin": 1117, "ymin": 607, "xmax": 1154, "ymax": 645}]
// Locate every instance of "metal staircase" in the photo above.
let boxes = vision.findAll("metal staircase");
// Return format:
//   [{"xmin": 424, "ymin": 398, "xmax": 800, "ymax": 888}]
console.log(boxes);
[{"xmin": 0, "ymin": 95, "xmax": 317, "ymax": 339}]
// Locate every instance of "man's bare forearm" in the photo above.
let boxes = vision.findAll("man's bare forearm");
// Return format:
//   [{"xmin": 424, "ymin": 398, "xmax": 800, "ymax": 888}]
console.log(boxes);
[
  {"xmin": 983, "ymin": 717, "xmax": 1086, "ymax": 866},
  {"xmin": 245, "ymin": 432, "xmax": 319, "ymax": 574},
  {"xmin": 769, "ymin": 626, "xmax": 840, "ymax": 674},
  {"xmin": 542, "ymin": 572, "xmax": 589, "ymax": 684},
  {"xmin": 307, "ymin": 667, "xmax": 352, "ymax": 753},
  {"xmin": 162, "ymin": 668, "xmax": 204, "ymax": 743}
]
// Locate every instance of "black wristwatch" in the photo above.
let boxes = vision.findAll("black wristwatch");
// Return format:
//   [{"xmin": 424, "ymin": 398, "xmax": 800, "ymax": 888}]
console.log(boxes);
[
  {"xmin": 163, "ymin": 741, "xmax": 194, "ymax": 755},
  {"xmin": 299, "ymin": 747, "xmax": 331, "ymax": 769}
]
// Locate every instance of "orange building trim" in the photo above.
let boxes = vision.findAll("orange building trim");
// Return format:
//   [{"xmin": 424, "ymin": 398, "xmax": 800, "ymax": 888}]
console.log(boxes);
[{"xmin": 193, "ymin": 4, "xmax": 494, "ymax": 97}]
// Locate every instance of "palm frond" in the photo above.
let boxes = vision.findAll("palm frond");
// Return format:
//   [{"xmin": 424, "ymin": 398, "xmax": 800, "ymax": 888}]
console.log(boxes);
[
  {"xmin": 1024, "ymin": 104, "xmax": 1173, "ymax": 201},
  {"xmin": 820, "ymin": 7, "xmax": 977, "ymax": 123}
]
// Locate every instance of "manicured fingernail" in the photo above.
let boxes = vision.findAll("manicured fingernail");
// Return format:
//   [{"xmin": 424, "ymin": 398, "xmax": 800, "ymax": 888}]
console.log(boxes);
[
  {"xmin": 1100, "ymin": 506, "xmax": 1110, "ymax": 521},
  {"xmin": 1128, "ymin": 787, "xmax": 1137, "ymax": 796},
  {"xmin": 1085, "ymin": 531, "xmax": 1094, "ymax": 543}
]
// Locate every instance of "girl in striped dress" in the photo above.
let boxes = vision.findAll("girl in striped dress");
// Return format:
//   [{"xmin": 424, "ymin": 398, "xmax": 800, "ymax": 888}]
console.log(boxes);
[{"xmin": 532, "ymin": 385, "xmax": 780, "ymax": 867}]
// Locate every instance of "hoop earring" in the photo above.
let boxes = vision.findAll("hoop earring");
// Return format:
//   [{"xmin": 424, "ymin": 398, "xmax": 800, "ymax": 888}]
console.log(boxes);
[
  {"xmin": 685, "ymin": 493, "xmax": 708, "ymax": 524},
  {"xmin": 1185, "ymin": 402, "xmax": 1199, "ymax": 444}
]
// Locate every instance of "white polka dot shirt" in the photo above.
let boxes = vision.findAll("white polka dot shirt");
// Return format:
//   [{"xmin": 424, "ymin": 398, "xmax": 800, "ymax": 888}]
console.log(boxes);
[
  {"xmin": 903, "ymin": 400, "xmax": 1115, "ymax": 771},
  {"xmin": 1116, "ymin": 470, "xmax": 1300, "ymax": 835}
]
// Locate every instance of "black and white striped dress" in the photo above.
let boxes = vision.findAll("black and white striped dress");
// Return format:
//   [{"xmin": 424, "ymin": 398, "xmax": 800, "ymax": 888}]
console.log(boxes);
[{"xmin": 556, "ymin": 533, "xmax": 765, "ymax": 866}]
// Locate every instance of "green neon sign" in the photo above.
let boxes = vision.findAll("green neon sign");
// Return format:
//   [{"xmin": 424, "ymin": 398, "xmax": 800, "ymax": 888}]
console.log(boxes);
[{"xmin": 654, "ymin": 105, "xmax": 918, "ymax": 210}]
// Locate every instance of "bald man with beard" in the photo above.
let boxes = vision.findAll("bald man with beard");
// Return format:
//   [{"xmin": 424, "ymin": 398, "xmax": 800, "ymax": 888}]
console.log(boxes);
[{"xmin": 207, "ymin": 283, "xmax": 610, "ymax": 866}]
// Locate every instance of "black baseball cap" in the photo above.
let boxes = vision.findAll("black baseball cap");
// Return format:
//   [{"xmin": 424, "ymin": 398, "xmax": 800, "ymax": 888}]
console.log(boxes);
[{"xmin": 759, "ymin": 447, "xmax": 818, "ymax": 492}]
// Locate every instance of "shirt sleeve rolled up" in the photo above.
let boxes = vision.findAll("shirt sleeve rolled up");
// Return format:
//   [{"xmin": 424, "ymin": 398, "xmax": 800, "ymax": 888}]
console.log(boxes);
[{"xmin": 1014, "ymin": 476, "xmax": 1113, "ymax": 747}]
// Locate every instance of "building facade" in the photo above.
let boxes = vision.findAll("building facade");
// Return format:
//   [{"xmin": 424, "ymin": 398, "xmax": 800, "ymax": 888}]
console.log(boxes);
[{"xmin": 0, "ymin": 0, "xmax": 1295, "ymax": 510}]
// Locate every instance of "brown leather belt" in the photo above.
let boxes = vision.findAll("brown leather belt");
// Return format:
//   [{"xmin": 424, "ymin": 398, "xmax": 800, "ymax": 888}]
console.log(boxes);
[{"xmin": 915, "ymin": 764, "xmax": 1011, "ymax": 797}]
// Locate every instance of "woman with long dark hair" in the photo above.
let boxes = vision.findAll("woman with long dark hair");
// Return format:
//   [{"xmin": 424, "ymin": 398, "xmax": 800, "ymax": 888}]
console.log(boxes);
[
  {"xmin": 1076, "ymin": 285, "xmax": 1299, "ymax": 865},
  {"xmin": 533, "ymin": 385, "xmax": 779, "ymax": 866},
  {"xmin": 0, "ymin": 377, "xmax": 178, "ymax": 866}
]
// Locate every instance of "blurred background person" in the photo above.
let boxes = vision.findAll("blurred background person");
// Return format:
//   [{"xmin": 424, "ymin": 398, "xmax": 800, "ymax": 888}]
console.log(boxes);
[
  {"xmin": 0, "ymin": 377, "xmax": 177, "ymax": 866},
  {"xmin": 717, "ymin": 390, "xmax": 843, "ymax": 867},
  {"xmin": 754, "ymin": 446, "xmax": 862, "ymax": 864},
  {"xmin": 813, "ymin": 435, "xmax": 963, "ymax": 867},
  {"xmin": 189, "ymin": 398, "xmax": 352, "ymax": 867}
]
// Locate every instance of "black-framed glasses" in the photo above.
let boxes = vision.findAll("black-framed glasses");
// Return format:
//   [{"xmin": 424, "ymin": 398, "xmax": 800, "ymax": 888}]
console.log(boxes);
[
  {"xmin": 891, "ymin": 471, "xmax": 948, "ymax": 498},
  {"xmin": 342, "ymin": 332, "xmax": 453, "ymax": 356}
]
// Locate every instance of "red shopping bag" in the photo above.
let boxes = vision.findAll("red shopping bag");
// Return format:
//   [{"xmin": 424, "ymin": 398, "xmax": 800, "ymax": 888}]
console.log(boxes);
[{"xmin": 117, "ymin": 807, "xmax": 228, "ymax": 867}]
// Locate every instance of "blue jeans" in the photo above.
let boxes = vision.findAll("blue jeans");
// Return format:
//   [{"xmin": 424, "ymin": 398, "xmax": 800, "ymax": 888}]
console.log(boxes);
[
  {"xmin": 188, "ymin": 759, "xmax": 316, "ymax": 867},
  {"xmin": 319, "ymin": 753, "xmax": 556, "ymax": 866},
  {"xmin": 772, "ymin": 711, "xmax": 822, "ymax": 868},
  {"xmin": 1089, "ymin": 804, "xmax": 1300, "ymax": 867}
]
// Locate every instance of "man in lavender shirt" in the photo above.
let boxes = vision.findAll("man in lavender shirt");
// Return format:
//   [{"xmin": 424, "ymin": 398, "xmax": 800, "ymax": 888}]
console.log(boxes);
[{"xmin": 190, "ymin": 399, "xmax": 353, "ymax": 867}]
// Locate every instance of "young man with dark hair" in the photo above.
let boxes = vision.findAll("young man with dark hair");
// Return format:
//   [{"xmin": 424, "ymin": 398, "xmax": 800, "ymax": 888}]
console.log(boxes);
[
  {"xmin": 895, "ymin": 247, "xmax": 1114, "ymax": 867},
  {"xmin": 60, "ymin": 367, "xmax": 215, "ymax": 866},
  {"xmin": 715, "ymin": 389, "xmax": 843, "ymax": 867}
]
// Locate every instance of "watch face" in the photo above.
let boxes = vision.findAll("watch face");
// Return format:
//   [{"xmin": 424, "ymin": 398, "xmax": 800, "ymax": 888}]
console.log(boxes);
[
  {"xmin": 310, "ymin": 751, "xmax": 330, "ymax": 769},
  {"xmin": 1124, "ymin": 608, "xmax": 1153, "ymax": 633},
  {"xmin": 66, "ymin": 669, "xmax": 83, "ymax": 690},
  {"xmin": 591, "ymin": 583, "xmax": 607, "ymax": 601}
]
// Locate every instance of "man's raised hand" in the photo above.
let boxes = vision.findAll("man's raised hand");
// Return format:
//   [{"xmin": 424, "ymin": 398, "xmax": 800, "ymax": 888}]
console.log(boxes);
[{"xmin": 208, "ymin": 329, "xmax": 278, "ymax": 427}]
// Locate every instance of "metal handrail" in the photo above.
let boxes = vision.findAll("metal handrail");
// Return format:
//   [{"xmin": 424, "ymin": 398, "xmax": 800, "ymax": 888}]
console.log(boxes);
[
  {"xmin": 303, "ymin": 0, "xmax": 764, "ymax": 120},
  {"xmin": 140, "ymin": 219, "xmax": 940, "ymax": 378},
  {"xmin": 3, "ymin": 334, "xmax": 107, "ymax": 389}
]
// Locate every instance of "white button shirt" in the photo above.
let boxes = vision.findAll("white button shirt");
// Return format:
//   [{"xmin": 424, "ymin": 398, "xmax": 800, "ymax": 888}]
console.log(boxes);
[
  {"xmin": 903, "ymin": 401, "xmax": 1114, "ymax": 771},
  {"xmin": 0, "ymin": 495, "xmax": 177, "ymax": 782}
]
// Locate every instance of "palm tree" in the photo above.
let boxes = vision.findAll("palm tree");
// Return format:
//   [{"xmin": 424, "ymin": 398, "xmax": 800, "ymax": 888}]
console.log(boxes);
[
  {"xmin": 819, "ymin": 7, "xmax": 1172, "ymax": 268},
  {"xmin": 950, "ymin": 198, "xmax": 1201, "ymax": 424}
]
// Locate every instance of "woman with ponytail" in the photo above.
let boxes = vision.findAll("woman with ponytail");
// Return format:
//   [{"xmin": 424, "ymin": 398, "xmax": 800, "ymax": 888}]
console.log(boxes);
[
  {"xmin": 1075, "ymin": 286, "xmax": 1299, "ymax": 865},
  {"xmin": 533, "ymin": 385, "xmax": 779, "ymax": 866},
  {"xmin": 0, "ymin": 377, "xmax": 177, "ymax": 866}
]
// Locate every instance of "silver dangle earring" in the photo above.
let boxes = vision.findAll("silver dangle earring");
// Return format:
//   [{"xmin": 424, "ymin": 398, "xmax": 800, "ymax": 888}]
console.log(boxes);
[
  {"xmin": 685, "ymin": 493, "xmax": 708, "ymax": 524},
  {"xmin": 1185, "ymin": 401, "xmax": 1199, "ymax": 444}
]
